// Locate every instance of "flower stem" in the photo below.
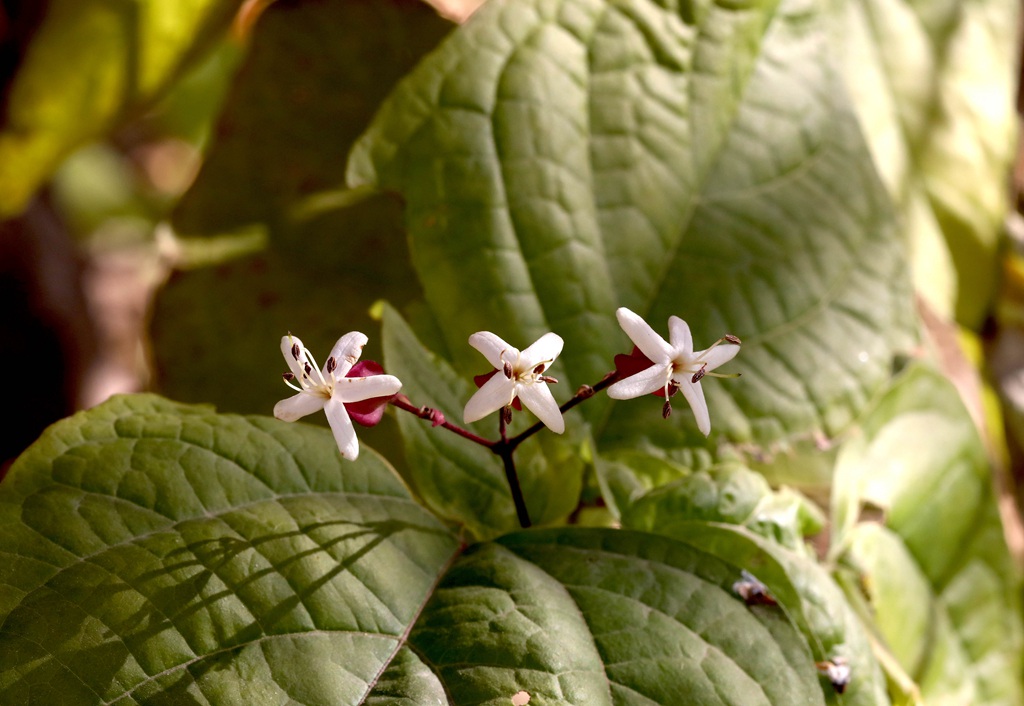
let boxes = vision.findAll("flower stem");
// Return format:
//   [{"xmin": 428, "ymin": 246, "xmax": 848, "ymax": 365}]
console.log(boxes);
[
  {"xmin": 389, "ymin": 395, "xmax": 495, "ymax": 447},
  {"xmin": 497, "ymin": 442, "xmax": 531, "ymax": 528}
]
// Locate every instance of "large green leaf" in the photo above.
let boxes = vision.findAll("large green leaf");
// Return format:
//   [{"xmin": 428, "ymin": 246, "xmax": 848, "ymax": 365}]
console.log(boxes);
[
  {"xmin": 0, "ymin": 394, "xmax": 462, "ymax": 704},
  {"xmin": 346, "ymin": 0, "xmax": 917, "ymax": 459},
  {"xmin": 1, "ymin": 395, "xmax": 831, "ymax": 704},
  {"xmin": 832, "ymin": 0, "xmax": 1019, "ymax": 327},
  {"xmin": 0, "ymin": 0, "xmax": 242, "ymax": 217},
  {"xmin": 831, "ymin": 364, "xmax": 1024, "ymax": 705}
]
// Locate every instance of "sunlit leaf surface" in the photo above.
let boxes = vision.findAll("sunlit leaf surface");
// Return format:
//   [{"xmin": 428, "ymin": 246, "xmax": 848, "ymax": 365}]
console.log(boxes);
[{"xmin": 348, "ymin": 0, "xmax": 917, "ymax": 457}]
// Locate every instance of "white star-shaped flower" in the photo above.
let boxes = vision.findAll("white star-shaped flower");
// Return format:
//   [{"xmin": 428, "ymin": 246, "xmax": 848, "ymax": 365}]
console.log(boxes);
[
  {"xmin": 607, "ymin": 307, "xmax": 740, "ymax": 436},
  {"xmin": 463, "ymin": 331, "xmax": 565, "ymax": 433},
  {"xmin": 274, "ymin": 332, "xmax": 402, "ymax": 460}
]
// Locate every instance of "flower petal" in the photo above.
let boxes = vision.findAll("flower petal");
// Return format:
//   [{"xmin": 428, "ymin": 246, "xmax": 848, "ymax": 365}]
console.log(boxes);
[
  {"xmin": 280, "ymin": 335, "xmax": 308, "ymax": 379},
  {"xmin": 327, "ymin": 331, "xmax": 368, "ymax": 377},
  {"xmin": 616, "ymin": 308, "xmax": 672, "ymax": 363},
  {"xmin": 346, "ymin": 395, "xmax": 390, "ymax": 427},
  {"xmin": 324, "ymin": 396, "xmax": 359, "ymax": 459},
  {"xmin": 676, "ymin": 379, "xmax": 711, "ymax": 436},
  {"xmin": 695, "ymin": 341, "xmax": 741, "ymax": 372},
  {"xmin": 519, "ymin": 332, "xmax": 563, "ymax": 372},
  {"xmin": 607, "ymin": 362, "xmax": 672, "ymax": 399},
  {"xmin": 273, "ymin": 390, "xmax": 326, "ymax": 421},
  {"xmin": 464, "ymin": 373, "xmax": 516, "ymax": 423},
  {"xmin": 468, "ymin": 331, "xmax": 516, "ymax": 370},
  {"xmin": 517, "ymin": 381, "xmax": 564, "ymax": 433},
  {"xmin": 333, "ymin": 374, "xmax": 403, "ymax": 403},
  {"xmin": 667, "ymin": 316, "xmax": 693, "ymax": 356}
]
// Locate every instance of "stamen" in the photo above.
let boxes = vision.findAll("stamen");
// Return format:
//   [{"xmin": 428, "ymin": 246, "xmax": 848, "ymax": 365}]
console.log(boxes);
[
  {"xmin": 662, "ymin": 399, "xmax": 672, "ymax": 419},
  {"xmin": 291, "ymin": 342, "xmax": 301, "ymax": 360},
  {"xmin": 533, "ymin": 364, "xmax": 546, "ymax": 375},
  {"xmin": 304, "ymin": 362, "xmax": 313, "ymax": 377},
  {"xmin": 538, "ymin": 375, "xmax": 558, "ymax": 384},
  {"xmin": 692, "ymin": 365, "xmax": 707, "ymax": 383},
  {"xmin": 695, "ymin": 335, "xmax": 740, "ymax": 363},
  {"xmin": 282, "ymin": 372, "xmax": 295, "ymax": 381},
  {"xmin": 326, "ymin": 356, "xmax": 337, "ymax": 373},
  {"xmin": 503, "ymin": 361, "xmax": 514, "ymax": 379}
]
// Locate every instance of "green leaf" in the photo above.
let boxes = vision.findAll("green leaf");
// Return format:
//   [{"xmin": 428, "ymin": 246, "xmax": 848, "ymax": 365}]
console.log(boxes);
[
  {"xmin": 1, "ymin": 396, "xmax": 830, "ymax": 704},
  {"xmin": 832, "ymin": 0, "xmax": 1019, "ymax": 327},
  {"xmin": 380, "ymin": 302, "xmax": 585, "ymax": 539},
  {"xmin": 622, "ymin": 465, "xmax": 823, "ymax": 553},
  {"xmin": 663, "ymin": 523, "xmax": 892, "ymax": 706},
  {"xmin": 347, "ymin": 0, "xmax": 917, "ymax": 456},
  {"xmin": 423, "ymin": 528, "xmax": 827, "ymax": 705},
  {"xmin": 0, "ymin": 394, "xmax": 461, "ymax": 704},
  {"xmin": 831, "ymin": 364, "xmax": 1024, "ymax": 705},
  {"xmin": 0, "ymin": 0, "xmax": 241, "ymax": 217},
  {"xmin": 598, "ymin": 453, "xmax": 824, "ymax": 553}
]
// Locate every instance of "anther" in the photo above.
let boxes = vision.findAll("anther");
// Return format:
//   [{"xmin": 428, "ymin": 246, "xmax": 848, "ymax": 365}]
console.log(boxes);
[
  {"xmin": 503, "ymin": 361, "xmax": 514, "ymax": 379},
  {"xmin": 692, "ymin": 365, "xmax": 707, "ymax": 383},
  {"xmin": 503, "ymin": 406, "xmax": 514, "ymax": 425},
  {"xmin": 539, "ymin": 375, "xmax": 558, "ymax": 384},
  {"xmin": 282, "ymin": 372, "xmax": 295, "ymax": 381},
  {"xmin": 725, "ymin": 334, "xmax": 741, "ymax": 345},
  {"xmin": 662, "ymin": 400, "xmax": 672, "ymax": 419},
  {"xmin": 326, "ymin": 356, "xmax": 337, "ymax": 373},
  {"xmin": 304, "ymin": 362, "xmax": 312, "ymax": 376},
  {"xmin": 291, "ymin": 342, "xmax": 301, "ymax": 360},
  {"xmin": 533, "ymin": 364, "xmax": 546, "ymax": 375}
]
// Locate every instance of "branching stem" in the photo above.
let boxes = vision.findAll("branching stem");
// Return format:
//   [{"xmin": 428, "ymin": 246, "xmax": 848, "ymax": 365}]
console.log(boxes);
[{"xmin": 389, "ymin": 369, "xmax": 620, "ymax": 530}]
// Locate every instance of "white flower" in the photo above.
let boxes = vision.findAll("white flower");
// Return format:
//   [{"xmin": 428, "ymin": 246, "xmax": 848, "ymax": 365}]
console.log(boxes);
[
  {"xmin": 607, "ymin": 307, "xmax": 740, "ymax": 436},
  {"xmin": 274, "ymin": 332, "xmax": 402, "ymax": 460},
  {"xmin": 463, "ymin": 331, "xmax": 565, "ymax": 433}
]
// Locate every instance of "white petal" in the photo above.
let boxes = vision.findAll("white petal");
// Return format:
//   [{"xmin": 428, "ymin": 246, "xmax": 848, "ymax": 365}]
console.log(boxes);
[
  {"xmin": 677, "ymin": 380, "xmax": 710, "ymax": 436},
  {"xmin": 517, "ymin": 382, "xmax": 564, "ymax": 433},
  {"xmin": 616, "ymin": 308, "xmax": 672, "ymax": 362},
  {"xmin": 519, "ymin": 332, "xmax": 563, "ymax": 372},
  {"xmin": 327, "ymin": 331, "xmax": 368, "ymax": 377},
  {"xmin": 667, "ymin": 316, "xmax": 693, "ymax": 356},
  {"xmin": 280, "ymin": 335, "xmax": 308, "ymax": 379},
  {"xmin": 464, "ymin": 374, "xmax": 516, "ymax": 423},
  {"xmin": 469, "ymin": 331, "xmax": 516, "ymax": 370},
  {"xmin": 332, "ymin": 374, "xmax": 403, "ymax": 403},
  {"xmin": 274, "ymin": 391, "xmax": 326, "ymax": 421},
  {"xmin": 607, "ymin": 363, "xmax": 672, "ymax": 399},
  {"xmin": 695, "ymin": 341, "xmax": 741, "ymax": 372},
  {"xmin": 324, "ymin": 397, "xmax": 359, "ymax": 459}
]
